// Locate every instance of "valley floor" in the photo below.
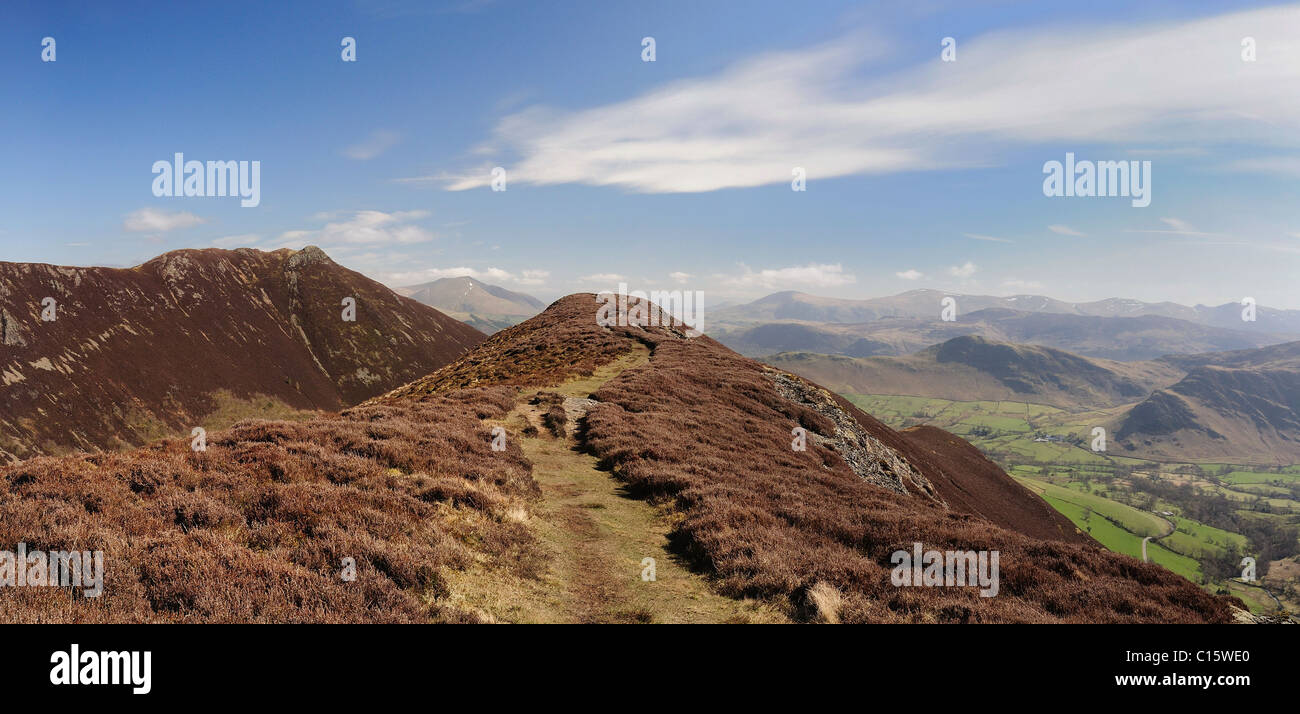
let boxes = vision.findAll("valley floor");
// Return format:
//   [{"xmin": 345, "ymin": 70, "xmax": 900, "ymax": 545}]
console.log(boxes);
[{"xmin": 846, "ymin": 392, "xmax": 1300, "ymax": 621}]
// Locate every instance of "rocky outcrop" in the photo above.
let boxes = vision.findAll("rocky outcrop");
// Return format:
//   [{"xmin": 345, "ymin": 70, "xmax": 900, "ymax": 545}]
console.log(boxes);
[{"xmin": 766, "ymin": 367, "xmax": 941, "ymax": 501}]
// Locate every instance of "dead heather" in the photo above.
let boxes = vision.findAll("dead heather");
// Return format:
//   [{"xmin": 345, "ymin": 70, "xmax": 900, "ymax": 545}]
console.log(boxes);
[
  {"xmin": 0, "ymin": 386, "xmax": 542, "ymax": 622},
  {"xmin": 531, "ymin": 392, "xmax": 568, "ymax": 438},
  {"xmin": 371, "ymin": 294, "xmax": 655, "ymax": 401}
]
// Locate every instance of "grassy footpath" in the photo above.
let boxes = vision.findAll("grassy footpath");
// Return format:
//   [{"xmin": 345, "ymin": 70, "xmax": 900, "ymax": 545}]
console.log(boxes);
[{"xmin": 445, "ymin": 347, "xmax": 787, "ymax": 623}]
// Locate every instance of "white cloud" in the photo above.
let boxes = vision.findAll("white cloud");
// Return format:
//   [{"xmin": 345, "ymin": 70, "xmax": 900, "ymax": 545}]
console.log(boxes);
[
  {"xmin": 1047, "ymin": 224, "xmax": 1085, "ymax": 237},
  {"xmin": 964, "ymin": 233, "xmax": 1013, "ymax": 243},
  {"xmin": 211, "ymin": 233, "xmax": 259, "ymax": 248},
  {"xmin": 392, "ymin": 173, "xmax": 463, "ymax": 186},
  {"xmin": 343, "ymin": 130, "xmax": 402, "ymax": 160},
  {"xmin": 274, "ymin": 210, "xmax": 435, "ymax": 249},
  {"xmin": 442, "ymin": 6, "xmax": 1300, "ymax": 193},
  {"xmin": 948, "ymin": 262, "xmax": 978, "ymax": 278},
  {"xmin": 722, "ymin": 263, "xmax": 855, "ymax": 290},
  {"xmin": 1126, "ymin": 217, "xmax": 1224, "ymax": 237},
  {"xmin": 1221, "ymin": 156, "xmax": 1300, "ymax": 177},
  {"xmin": 669, "ymin": 271, "xmax": 693, "ymax": 283},
  {"xmin": 580, "ymin": 273, "xmax": 627, "ymax": 283},
  {"xmin": 380, "ymin": 265, "xmax": 549, "ymax": 287},
  {"xmin": 518, "ymin": 270, "xmax": 549, "ymax": 286},
  {"xmin": 896, "ymin": 269, "xmax": 924, "ymax": 280},
  {"xmin": 123, "ymin": 208, "xmax": 207, "ymax": 232}
]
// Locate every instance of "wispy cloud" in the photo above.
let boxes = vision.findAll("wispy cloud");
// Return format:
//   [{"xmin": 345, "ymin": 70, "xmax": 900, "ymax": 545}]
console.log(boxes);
[
  {"xmin": 721, "ymin": 263, "xmax": 856, "ymax": 290},
  {"xmin": 964, "ymin": 233, "xmax": 1013, "ymax": 243},
  {"xmin": 443, "ymin": 6, "xmax": 1300, "ymax": 193},
  {"xmin": 948, "ymin": 262, "xmax": 978, "ymax": 278},
  {"xmin": 896, "ymin": 269, "xmax": 924, "ymax": 280},
  {"xmin": 1126, "ymin": 217, "xmax": 1225, "ymax": 237},
  {"xmin": 211, "ymin": 233, "xmax": 259, "ymax": 248},
  {"xmin": 123, "ymin": 208, "xmax": 206, "ymax": 232},
  {"xmin": 1221, "ymin": 155, "xmax": 1300, "ymax": 177},
  {"xmin": 380, "ymin": 266, "xmax": 549, "ymax": 287},
  {"xmin": 343, "ymin": 130, "xmax": 402, "ymax": 160},
  {"xmin": 275, "ymin": 210, "xmax": 435, "ymax": 249},
  {"xmin": 1047, "ymin": 224, "xmax": 1086, "ymax": 237}
]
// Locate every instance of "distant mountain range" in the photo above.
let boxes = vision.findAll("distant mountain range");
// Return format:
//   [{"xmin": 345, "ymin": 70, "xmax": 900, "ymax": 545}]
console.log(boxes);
[
  {"xmin": 710, "ymin": 290, "xmax": 1297, "ymax": 361},
  {"xmin": 768, "ymin": 335, "xmax": 1300, "ymax": 463},
  {"xmin": 395, "ymin": 276, "xmax": 543, "ymax": 333},
  {"xmin": 714, "ymin": 289, "xmax": 1300, "ymax": 332},
  {"xmin": 0, "ymin": 247, "xmax": 484, "ymax": 461}
]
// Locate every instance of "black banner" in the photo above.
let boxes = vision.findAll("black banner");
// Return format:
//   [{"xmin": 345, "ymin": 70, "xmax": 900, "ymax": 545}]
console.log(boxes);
[{"xmin": 0, "ymin": 624, "xmax": 1287, "ymax": 703}]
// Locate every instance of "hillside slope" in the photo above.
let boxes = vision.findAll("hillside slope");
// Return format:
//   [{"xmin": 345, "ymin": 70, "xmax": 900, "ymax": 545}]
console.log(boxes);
[
  {"xmin": 766, "ymin": 336, "xmax": 1182, "ymax": 409},
  {"xmin": 380, "ymin": 295, "xmax": 1234, "ymax": 622},
  {"xmin": 1117, "ymin": 364, "xmax": 1300, "ymax": 463},
  {"xmin": 0, "ymin": 294, "xmax": 1237, "ymax": 622},
  {"xmin": 0, "ymin": 246, "xmax": 484, "ymax": 460},
  {"xmin": 899, "ymin": 424, "xmax": 1087, "ymax": 543}
]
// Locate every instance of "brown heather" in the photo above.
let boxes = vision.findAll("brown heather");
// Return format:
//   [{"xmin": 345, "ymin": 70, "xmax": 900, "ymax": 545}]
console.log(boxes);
[
  {"xmin": 531, "ymin": 392, "xmax": 568, "ymax": 438},
  {"xmin": 0, "ymin": 246, "xmax": 484, "ymax": 461},
  {"xmin": 0, "ymin": 293, "xmax": 1239, "ymax": 622},
  {"xmin": 0, "ymin": 387, "xmax": 540, "ymax": 622}
]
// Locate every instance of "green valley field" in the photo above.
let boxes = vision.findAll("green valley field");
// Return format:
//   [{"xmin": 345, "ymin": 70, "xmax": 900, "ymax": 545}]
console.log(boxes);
[{"xmin": 845, "ymin": 393, "xmax": 1300, "ymax": 619}]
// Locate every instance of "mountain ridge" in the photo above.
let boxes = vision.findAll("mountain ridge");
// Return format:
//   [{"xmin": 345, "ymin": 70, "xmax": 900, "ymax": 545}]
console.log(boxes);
[
  {"xmin": 396, "ymin": 276, "xmax": 543, "ymax": 334},
  {"xmin": 0, "ymin": 246, "xmax": 484, "ymax": 461},
  {"xmin": 715, "ymin": 288, "xmax": 1300, "ymax": 333}
]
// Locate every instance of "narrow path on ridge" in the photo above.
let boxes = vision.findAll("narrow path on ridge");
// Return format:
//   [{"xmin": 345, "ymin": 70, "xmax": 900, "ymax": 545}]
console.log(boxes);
[{"xmin": 443, "ymin": 345, "xmax": 787, "ymax": 623}]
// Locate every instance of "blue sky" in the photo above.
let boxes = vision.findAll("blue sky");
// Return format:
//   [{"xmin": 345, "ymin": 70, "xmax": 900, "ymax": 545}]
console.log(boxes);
[{"xmin": 4, "ymin": 0, "xmax": 1299, "ymax": 306}]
